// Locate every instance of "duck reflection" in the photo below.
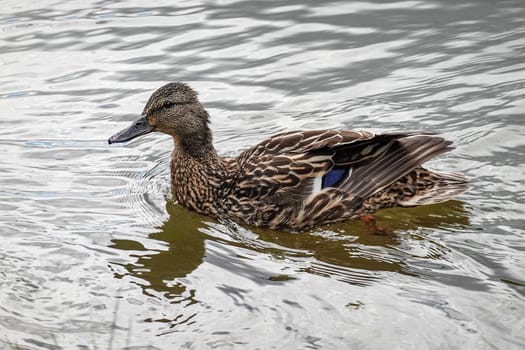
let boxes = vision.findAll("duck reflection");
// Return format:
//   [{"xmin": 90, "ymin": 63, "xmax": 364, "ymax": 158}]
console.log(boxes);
[
  {"xmin": 110, "ymin": 202, "xmax": 207, "ymax": 300},
  {"xmin": 250, "ymin": 200, "xmax": 470, "ymax": 283},
  {"xmin": 110, "ymin": 199, "xmax": 469, "ymax": 298}
]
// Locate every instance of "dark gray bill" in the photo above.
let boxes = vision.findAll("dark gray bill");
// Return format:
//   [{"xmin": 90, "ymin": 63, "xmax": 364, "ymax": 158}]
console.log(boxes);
[{"xmin": 108, "ymin": 116, "xmax": 154, "ymax": 144}]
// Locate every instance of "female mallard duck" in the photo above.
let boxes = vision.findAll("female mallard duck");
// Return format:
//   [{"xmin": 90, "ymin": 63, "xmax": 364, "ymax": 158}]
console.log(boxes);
[{"xmin": 109, "ymin": 82, "xmax": 468, "ymax": 231}]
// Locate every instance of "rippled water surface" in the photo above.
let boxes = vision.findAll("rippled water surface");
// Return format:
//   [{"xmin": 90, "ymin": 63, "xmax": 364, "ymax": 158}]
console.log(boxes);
[{"xmin": 1, "ymin": 0, "xmax": 525, "ymax": 349}]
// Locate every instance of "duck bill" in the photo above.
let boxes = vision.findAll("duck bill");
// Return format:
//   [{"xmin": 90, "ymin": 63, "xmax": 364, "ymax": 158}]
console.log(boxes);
[{"xmin": 108, "ymin": 116, "xmax": 154, "ymax": 144}]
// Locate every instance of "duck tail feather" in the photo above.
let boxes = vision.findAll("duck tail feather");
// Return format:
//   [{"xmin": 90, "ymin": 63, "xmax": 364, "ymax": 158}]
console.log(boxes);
[{"xmin": 398, "ymin": 171, "xmax": 469, "ymax": 206}]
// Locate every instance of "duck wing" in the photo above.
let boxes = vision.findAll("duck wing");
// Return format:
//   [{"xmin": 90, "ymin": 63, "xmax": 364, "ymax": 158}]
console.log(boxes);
[
  {"xmin": 226, "ymin": 129, "xmax": 454, "ymax": 209},
  {"xmin": 335, "ymin": 133, "xmax": 455, "ymax": 199},
  {"xmin": 228, "ymin": 130, "xmax": 372, "ymax": 199}
]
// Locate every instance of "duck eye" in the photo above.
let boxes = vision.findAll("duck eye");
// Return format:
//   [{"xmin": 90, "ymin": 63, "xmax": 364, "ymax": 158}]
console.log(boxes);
[{"xmin": 163, "ymin": 100, "xmax": 175, "ymax": 109}]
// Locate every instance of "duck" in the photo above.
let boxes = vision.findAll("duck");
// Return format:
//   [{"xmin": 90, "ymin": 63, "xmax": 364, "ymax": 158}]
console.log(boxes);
[{"xmin": 108, "ymin": 82, "xmax": 468, "ymax": 231}]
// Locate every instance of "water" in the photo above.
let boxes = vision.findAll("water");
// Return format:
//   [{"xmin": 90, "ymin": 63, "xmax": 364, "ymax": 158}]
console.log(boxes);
[{"xmin": 1, "ymin": 0, "xmax": 524, "ymax": 348}]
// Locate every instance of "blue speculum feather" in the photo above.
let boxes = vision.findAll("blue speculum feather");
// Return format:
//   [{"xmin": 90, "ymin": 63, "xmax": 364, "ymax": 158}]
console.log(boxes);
[{"xmin": 322, "ymin": 168, "xmax": 347, "ymax": 188}]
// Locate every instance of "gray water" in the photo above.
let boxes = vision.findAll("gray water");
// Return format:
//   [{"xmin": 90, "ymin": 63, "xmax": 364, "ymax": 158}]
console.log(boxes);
[{"xmin": 1, "ymin": 0, "xmax": 524, "ymax": 349}]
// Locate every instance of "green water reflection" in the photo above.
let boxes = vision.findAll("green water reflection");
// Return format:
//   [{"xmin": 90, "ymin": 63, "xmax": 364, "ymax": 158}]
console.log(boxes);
[{"xmin": 110, "ymin": 200, "xmax": 469, "ymax": 299}]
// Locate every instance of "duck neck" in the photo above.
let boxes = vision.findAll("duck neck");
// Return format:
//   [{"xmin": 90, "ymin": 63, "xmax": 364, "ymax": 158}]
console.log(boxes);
[
  {"xmin": 171, "ymin": 127, "xmax": 226, "ymax": 183},
  {"xmin": 170, "ymin": 131, "xmax": 226, "ymax": 216},
  {"xmin": 173, "ymin": 126, "xmax": 218, "ymax": 162}
]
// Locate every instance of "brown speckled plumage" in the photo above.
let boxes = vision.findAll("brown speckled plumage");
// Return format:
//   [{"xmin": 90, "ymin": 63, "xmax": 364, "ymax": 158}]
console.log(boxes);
[{"xmin": 109, "ymin": 82, "xmax": 468, "ymax": 231}]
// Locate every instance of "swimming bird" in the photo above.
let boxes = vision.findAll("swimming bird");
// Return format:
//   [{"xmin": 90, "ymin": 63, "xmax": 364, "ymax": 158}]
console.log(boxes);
[{"xmin": 108, "ymin": 82, "xmax": 468, "ymax": 231}]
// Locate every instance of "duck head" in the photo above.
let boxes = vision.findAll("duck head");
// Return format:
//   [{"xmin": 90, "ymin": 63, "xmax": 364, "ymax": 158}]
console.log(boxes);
[{"xmin": 108, "ymin": 82, "xmax": 211, "ymax": 148}]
